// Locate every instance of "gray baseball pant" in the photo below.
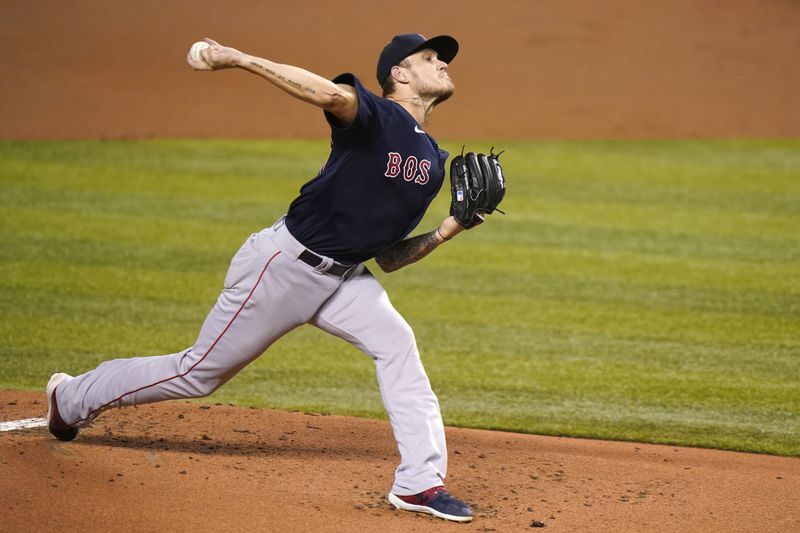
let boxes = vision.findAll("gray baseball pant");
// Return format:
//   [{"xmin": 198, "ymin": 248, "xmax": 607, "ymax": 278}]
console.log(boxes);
[{"xmin": 55, "ymin": 217, "xmax": 447, "ymax": 495}]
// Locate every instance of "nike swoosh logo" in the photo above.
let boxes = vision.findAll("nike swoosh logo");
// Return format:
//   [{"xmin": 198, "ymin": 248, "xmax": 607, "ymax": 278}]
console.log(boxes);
[{"xmin": 414, "ymin": 126, "xmax": 426, "ymax": 134}]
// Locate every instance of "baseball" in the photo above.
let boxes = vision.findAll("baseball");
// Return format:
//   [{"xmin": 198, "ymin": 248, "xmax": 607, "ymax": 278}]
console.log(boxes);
[{"xmin": 189, "ymin": 41, "xmax": 209, "ymax": 62}]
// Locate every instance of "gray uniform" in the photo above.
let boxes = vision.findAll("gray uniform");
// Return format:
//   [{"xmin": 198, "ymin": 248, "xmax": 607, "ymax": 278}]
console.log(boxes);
[{"xmin": 56, "ymin": 218, "xmax": 447, "ymax": 495}]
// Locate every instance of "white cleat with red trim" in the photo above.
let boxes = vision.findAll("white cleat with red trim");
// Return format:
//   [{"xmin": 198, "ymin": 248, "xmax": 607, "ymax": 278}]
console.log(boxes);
[{"xmin": 46, "ymin": 373, "xmax": 79, "ymax": 441}]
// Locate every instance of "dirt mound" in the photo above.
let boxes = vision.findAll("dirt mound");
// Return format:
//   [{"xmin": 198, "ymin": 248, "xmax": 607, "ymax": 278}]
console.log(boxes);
[
  {"xmin": 2, "ymin": 389, "xmax": 798, "ymax": 532},
  {"xmin": 2, "ymin": 0, "xmax": 799, "ymax": 140}
]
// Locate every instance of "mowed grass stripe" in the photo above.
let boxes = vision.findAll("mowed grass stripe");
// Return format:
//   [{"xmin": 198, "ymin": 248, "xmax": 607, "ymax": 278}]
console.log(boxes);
[{"xmin": 1, "ymin": 139, "xmax": 798, "ymax": 456}]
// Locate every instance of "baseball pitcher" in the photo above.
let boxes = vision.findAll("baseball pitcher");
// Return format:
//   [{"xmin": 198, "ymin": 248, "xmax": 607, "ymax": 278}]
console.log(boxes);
[{"xmin": 46, "ymin": 33, "xmax": 505, "ymax": 523}]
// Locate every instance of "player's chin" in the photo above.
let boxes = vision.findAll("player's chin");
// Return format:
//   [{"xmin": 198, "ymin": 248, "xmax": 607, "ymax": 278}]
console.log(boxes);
[{"xmin": 433, "ymin": 85, "xmax": 455, "ymax": 105}]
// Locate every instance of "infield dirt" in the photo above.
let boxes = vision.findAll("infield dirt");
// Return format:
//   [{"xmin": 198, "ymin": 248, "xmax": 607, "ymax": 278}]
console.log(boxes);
[
  {"xmin": 2, "ymin": 390, "xmax": 799, "ymax": 532},
  {"xmin": 2, "ymin": 0, "xmax": 799, "ymax": 139}
]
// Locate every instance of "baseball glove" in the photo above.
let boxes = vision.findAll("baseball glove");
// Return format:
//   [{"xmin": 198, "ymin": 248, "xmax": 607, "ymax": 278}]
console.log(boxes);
[{"xmin": 449, "ymin": 147, "xmax": 506, "ymax": 229}]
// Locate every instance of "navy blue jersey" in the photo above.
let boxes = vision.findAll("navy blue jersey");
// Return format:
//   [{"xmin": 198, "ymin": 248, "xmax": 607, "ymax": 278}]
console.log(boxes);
[{"xmin": 285, "ymin": 74, "xmax": 448, "ymax": 264}]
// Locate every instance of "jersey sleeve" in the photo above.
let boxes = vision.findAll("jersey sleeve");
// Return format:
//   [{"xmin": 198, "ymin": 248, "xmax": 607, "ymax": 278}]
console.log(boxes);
[{"xmin": 324, "ymin": 73, "xmax": 385, "ymax": 145}]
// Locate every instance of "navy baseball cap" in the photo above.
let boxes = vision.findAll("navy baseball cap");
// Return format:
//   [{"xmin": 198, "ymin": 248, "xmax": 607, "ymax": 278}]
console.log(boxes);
[{"xmin": 376, "ymin": 33, "xmax": 459, "ymax": 85}]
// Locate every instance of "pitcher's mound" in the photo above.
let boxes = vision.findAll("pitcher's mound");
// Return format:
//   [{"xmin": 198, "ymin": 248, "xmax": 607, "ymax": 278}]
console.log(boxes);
[{"xmin": 1, "ymin": 390, "xmax": 798, "ymax": 532}]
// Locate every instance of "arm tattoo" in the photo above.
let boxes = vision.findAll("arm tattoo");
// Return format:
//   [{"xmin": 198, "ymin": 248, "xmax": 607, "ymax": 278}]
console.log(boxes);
[
  {"xmin": 375, "ymin": 231, "xmax": 441, "ymax": 273},
  {"xmin": 248, "ymin": 61, "xmax": 317, "ymax": 94}
]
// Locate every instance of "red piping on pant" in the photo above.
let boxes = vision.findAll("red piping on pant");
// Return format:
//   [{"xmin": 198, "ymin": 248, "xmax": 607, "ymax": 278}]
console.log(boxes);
[{"xmin": 77, "ymin": 250, "xmax": 282, "ymax": 424}]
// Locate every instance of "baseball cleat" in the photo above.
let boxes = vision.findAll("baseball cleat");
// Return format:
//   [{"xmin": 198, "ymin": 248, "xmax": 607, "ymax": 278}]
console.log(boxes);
[
  {"xmin": 388, "ymin": 486, "xmax": 473, "ymax": 522},
  {"xmin": 46, "ymin": 373, "xmax": 79, "ymax": 441}
]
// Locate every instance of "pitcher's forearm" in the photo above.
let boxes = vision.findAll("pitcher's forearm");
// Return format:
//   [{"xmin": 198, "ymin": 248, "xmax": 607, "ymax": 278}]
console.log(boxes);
[
  {"xmin": 375, "ymin": 231, "xmax": 441, "ymax": 273},
  {"xmin": 236, "ymin": 54, "xmax": 348, "ymax": 109},
  {"xmin": 374, "ymin": 217, "xmax": 464, "ymax": 273}
]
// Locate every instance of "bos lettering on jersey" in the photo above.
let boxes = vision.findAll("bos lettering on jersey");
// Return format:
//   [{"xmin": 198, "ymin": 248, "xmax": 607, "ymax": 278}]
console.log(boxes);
[
  {"xmin": 286, "ymin": 74, "xmax": 448, "ymax": 263},
  {"xmin": 384, "ymin": 152, "xmax": 431, "ymax": 185}
]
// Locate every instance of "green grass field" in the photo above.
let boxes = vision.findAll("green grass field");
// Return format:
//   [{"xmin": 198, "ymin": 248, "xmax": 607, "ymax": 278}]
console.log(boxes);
[{"xmin": 1, "ymin": 139, "xmax": 798, "ymax": 456}]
